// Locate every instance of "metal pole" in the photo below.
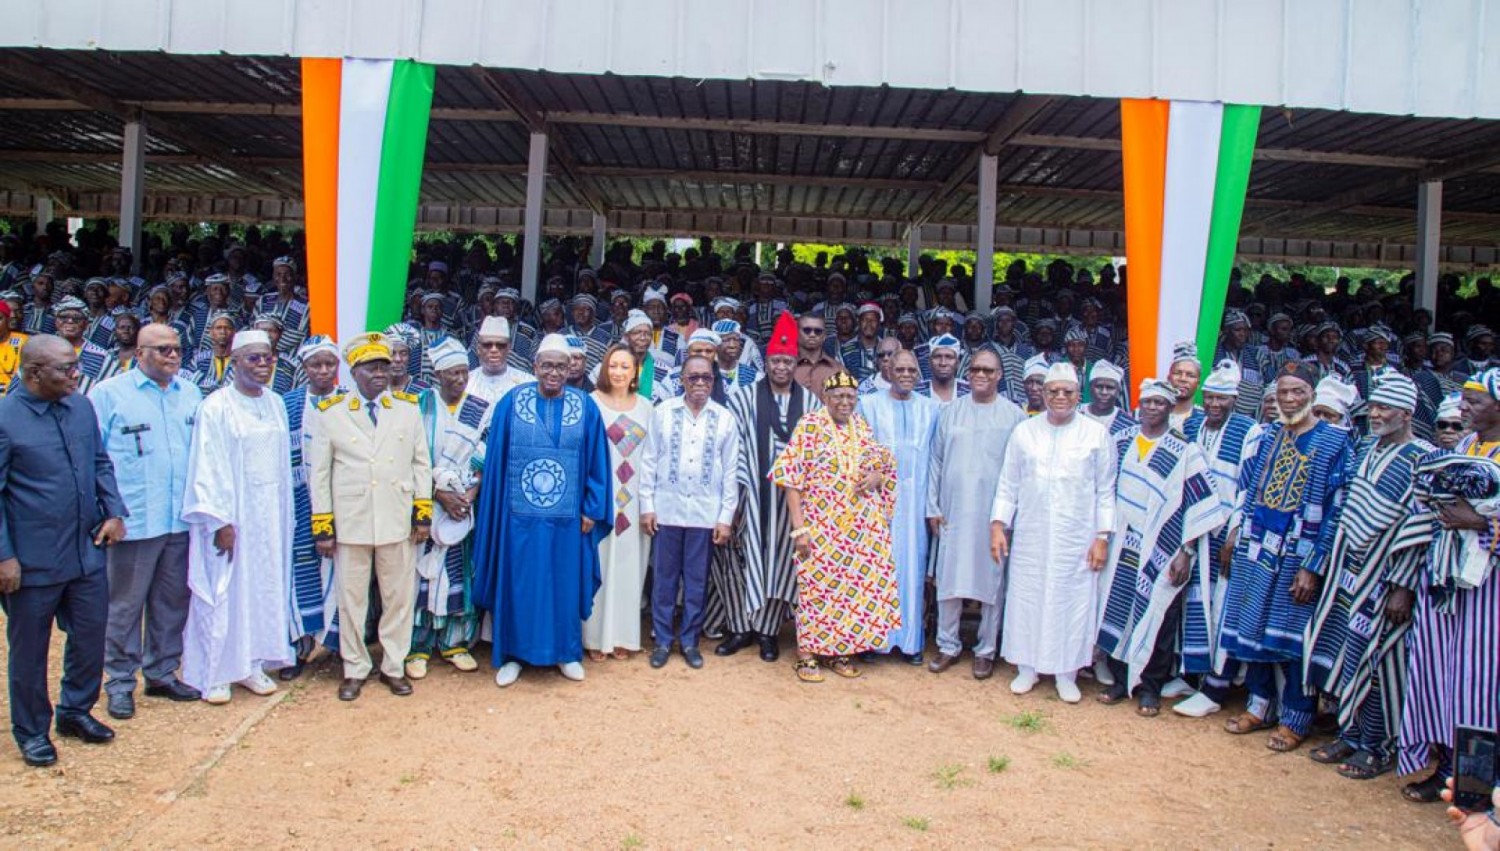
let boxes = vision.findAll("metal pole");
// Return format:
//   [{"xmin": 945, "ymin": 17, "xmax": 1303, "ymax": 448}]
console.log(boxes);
[
  {"xmin": 907, "ymin": 226, "xmax": 920, "ymax": 279},
  {"xmin": 120, "ymin": 118, "xmax": 147, "ymax": 274},
  {"xmin": 521, "ymin": 131, "xmax": 548, "ymax": 304},
  {"xmin": 975, "ymin": 152, "xmax": 998, "ymax": 314},
  {"xmin": 1414, "ymin": 180, "xmax": 1442, "ymax": 319},
  {"xmin": 35, "ymin": 196, "xmax": 53, "ymax": 232},
  {"xmin": 590, "ymin": 211, "xmax": 606, "ymax": 268}
]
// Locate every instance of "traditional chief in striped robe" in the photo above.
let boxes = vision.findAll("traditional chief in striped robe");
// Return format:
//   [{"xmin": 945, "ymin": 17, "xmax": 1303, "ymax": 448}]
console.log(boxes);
[
  {"xmin": 1097, "ymin": 379, "xmax": 1225, "ymax": 705},
  {"xmin": 279, "ymin": 336, "xmax": 346, "ymax": 678},
  {"xmin": 411, "ymin": 339, "xmax": 492, "ymax": 674},
  {"xmin": 1175, "ymin": 360, "xmax": 1262, "ymax": 715},
  {"xmin": 1397, "ymin": 370, "xmax": 1500, "ymax": 792},
  {"xmin": 1219, "ymin": 360, "xmax": 1352, "ymax": 749},
  {"xmin": 1302, "ymin": 373, "xmax": 1434, "ymax": 777},
  {"xmin": 565, "ymin": 293, "xmax": 613, "ymax": 373},
  {"xmin": 709, "ymin": 315, "xmax": 820, "ymax": 661}
]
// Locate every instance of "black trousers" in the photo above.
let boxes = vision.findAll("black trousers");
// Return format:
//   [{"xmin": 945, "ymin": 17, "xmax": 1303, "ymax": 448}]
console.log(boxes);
[
  {"xmin": 1, "ymin": 569, "xmax": 108, "ymax": 743},
  {"xmin": 1107, "ymin": 592, "xmax": 1184, "ymax": 699}
]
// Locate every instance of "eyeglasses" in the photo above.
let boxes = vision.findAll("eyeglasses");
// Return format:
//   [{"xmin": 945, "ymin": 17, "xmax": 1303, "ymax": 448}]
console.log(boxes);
[
  {"xmin": 46, "ymin": 360, "xmax": 81, "ymax": 375},
  {"xmin": 876, "ymin": 350, "xmax": 898, "ymax": 359},
  {"xmin": 683, "ymin": 374, "xmax": 714, "ymax": 384},
  {"xmin": 535, "ymin": 362, "xmax": 568, "ymax": 374},
  {"xmin": 479, "ymin": 341, "xmax": 509, "ymax": 350},
  {"xmin": 240, "ymin": 353, "xmax": 275, "ymax": 365},
  {"xmin": 799, "ymin": 327, "xmax": 826, "ymax": 336},
  {"xmin": 968, "ymin": 366, "xmax": 999, "ymax": 375},
  {"xmin": 1044, "ymin": 387, "xmax": 1076, "ymax": 397},
  {"xmin": 140, "ymin": 345, "xmax": 182, "ymax": 356},
  {"xmin": 1436, "ymin": 421, "xmax": 1466, "ymax": 431},
  {"xmin": 55, "ymin": 313, "xmax": 86, "ymax": 323}
]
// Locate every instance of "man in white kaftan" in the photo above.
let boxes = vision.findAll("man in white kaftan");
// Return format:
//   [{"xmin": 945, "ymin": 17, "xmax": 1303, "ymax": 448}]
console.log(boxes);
[
  {"xmin": 465, "ymin": 316, "xmax": 534, "ymax": 405},
  {"xmin": 925, "ymin": 349, "xmax": 1026, "ymax": 679},
  {"xmin": 858, "ymin": 349, "xmax": 941, "ymax": 663},
  {"xmin": 990, "ymin": 361, "xmax": 1117, "ymax": 703},
  {"xmin": 180, "ymin": 330, "xmax": 294, "ymax": 704}
]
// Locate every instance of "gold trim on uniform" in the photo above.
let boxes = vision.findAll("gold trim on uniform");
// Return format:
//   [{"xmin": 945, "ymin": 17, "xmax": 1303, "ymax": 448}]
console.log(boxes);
[
  {"xmin": 310, "ymin": 512, "xmax": 335, "ymax": 540},
  {"xmin": 316, "ymin": 393, "xmax": 347, "ymax": 412},
  {"xmin": 412, "ymin": 499, "xmax": 433, "ymax": 525}
]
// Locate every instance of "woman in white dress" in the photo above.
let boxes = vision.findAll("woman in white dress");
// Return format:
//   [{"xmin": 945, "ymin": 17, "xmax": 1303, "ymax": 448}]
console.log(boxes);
[{"xmin": 585, "ymin": 344, "xmax": 654, "ymax": 660}]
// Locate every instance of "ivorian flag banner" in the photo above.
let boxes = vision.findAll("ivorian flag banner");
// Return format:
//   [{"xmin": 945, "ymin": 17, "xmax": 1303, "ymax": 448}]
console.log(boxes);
[
  {"xmin": 1120, "ymin": 99, "xmax": 1261, "ymax": 403},
  {"xmin": 300, "ymin": 58, "xmax": 435, "ymax": 347}
]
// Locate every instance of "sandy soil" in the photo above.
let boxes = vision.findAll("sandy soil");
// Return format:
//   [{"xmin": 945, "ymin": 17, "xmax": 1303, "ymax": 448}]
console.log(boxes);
[{"xmin": 0, "ymin": 625, "xmax": 1456, "ymax": 849}]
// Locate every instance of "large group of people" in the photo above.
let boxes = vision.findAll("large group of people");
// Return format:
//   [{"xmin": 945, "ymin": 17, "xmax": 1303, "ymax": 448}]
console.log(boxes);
[{"xmin": 0, "ymin": 224, "xmax": 1496, "ymax": 837}]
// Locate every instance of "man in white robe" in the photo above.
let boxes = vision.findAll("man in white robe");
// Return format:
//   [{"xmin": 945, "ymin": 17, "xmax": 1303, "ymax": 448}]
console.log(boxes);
[
  {"xmin": 858, "ymin": 349, "xmax": 941, "ymax": 663},
  {"xmin": 465, "ymin": 315, "xmax": 534, "ymax": 405},
  {"xmin": 180, "ymin": 329, "xmax": 294, "ymax": 704},
  {"xmin": 990, "ymin": 361, "xmax": 1117, "ymax": 703},
  {"xmin": 926, "ymin": 349, "xmax": 1026, "ymax": 679}
]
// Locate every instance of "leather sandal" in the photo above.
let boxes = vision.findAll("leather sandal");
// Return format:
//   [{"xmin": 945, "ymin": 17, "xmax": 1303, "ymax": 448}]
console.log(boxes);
[
  {"xmin": 1223, "ymin": 711, "xmax": 1274, "ymax": 734},
  {"xmin": 795, "ymin": 658, "xmax": 824, "ymax": 683},
  {"xmin": 1266, "ymin": 725, "xmax": 1306, "ymax": 753}
]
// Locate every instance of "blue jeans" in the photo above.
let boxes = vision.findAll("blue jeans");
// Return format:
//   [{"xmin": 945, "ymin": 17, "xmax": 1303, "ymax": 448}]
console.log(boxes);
[{"xmin": 651, "ymin": 526, "xmax": 712, "ymax": 649}]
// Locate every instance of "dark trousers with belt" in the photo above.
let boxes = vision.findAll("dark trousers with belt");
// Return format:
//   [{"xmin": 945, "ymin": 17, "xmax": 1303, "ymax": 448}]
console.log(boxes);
[
  {"xmin": 1, "ymin": 569, "xmax": 109, "ymax": 743},
  {"xmin": 105, "ymin": 532, "xmax": 190, "ymax": 695},
  {"xmin": 651, "ymin": 526, "xmax": 712, "ymax": 649},
  {"xmin": 1107, "ymin": 593, "xmax": 1184, "ymax": 699}
]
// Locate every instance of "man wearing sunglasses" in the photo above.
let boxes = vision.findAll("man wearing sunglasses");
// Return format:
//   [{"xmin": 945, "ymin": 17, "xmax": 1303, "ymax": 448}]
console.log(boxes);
[
  {"xmin": 465, "ymin": 315, "xmax": 534, "ymax": 406},
  {"xmin": 90, "ymin": 324, "xmax": 204, "ymax": 720},
  {"xmin": 791, "ymin": 315, "xmax": 841, "ymax": 400}
]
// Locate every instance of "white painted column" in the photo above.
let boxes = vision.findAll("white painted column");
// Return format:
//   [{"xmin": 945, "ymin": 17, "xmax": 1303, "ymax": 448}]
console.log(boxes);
[
  {"xmin": 1414, "ymin": 180, "xmax": 1442, "ymax": 318},
  {"xmin": 906, "ymin": 226, "xmax": 921, "ymax": 279},
  {"xmin": 521, "ymin": 131, "xmax": 548, "ymax": 304},
  {"xmin": 34, "ymin": 195, "xmax": 53, "ymax": 231},
  {"xmin": 590, "ymin": 211, "xmax": 606, "ymax": 268},
  {"xmin": 120, "ymin": 119, "xmax": 148, "ymax": 273},
  {"xmin": 974, "ymin": 152, "xmax": 998, "ymax": 314}
]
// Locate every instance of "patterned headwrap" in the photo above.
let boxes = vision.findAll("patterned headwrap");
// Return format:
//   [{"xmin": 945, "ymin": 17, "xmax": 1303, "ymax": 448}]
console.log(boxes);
[
  {"xmin": 1428, "ymin": 332, "xmax": 1455, "ymax": 350},
  {"xmin": 857, "ymin": 302, "xmax": 883, "ymax": 318},
  {"xmin": 1222, "ymin": 309, "xmax": 1250, "ymax": 329},
  {"xmin": 272, "ymin": 256, "xmax": 297, "ymax": 270},
  {"xmin": 928, "ymin": 333, "xmax": 962, "ymax": 354},
  {"xmin": 1090, "ymin": 359, "xmax": 1123, "ymax": 386},
  {"xmin": 712, "ymin": 297, "xmax": 742, "ymax": 312},
  {"xmin": 205, "ymin": 309, "xmax": 238, "ymax": 330},
  {"xmin": 622, "ymin": 309, "xmax": 652, "ymax": 334},
  {"xmin": 1139, "ymin": 378, "xmax": 1178, "ymax": 404},
  {"xmin": 1464, "ymin": 367, "xmax": 1500, "ymax": 401},
  {"xmin": 383, "ymin": 322, "xmax": 419, "ymax": 352},
  {"xmin": 569, "ymin": 293, "xmax": 597, "ymax": 311},
  {"xmin": 51, "ymin": 296, "xmax": 87, "ymax": 315},
  {"xmin": 295, "ymin": 334, "xmax": 340, "ymax": 363},
  {"xmin": 823, "ymin": 371, "xmax": 859, "ymax": 392},
  {"xmin": 1369, "ymin": 372, "xmax": 1419, "ymax": 413},
  {"xmin": 1466, "ymin": 325, "xmax": 1495, "ymax": 345},
  {"xmin": 1202, "ymin": 358, "xmax": 1242, "ymax": 396},
  {"xmin": 1437, "ymin": 392, "xmax": 1464, "ymax": 420},
  {"xmin": 711, "ymin": 319, "xmax": 742, "ymax": 338},
  {"xmin": 251, "ymin": 311, "xmax": 283, "ymax": 329},
  {"xmin": 564, "ymin": 335, "xmax": 587, "ymax": 355},
  {"xmin": 1314, "ymin": 376, "xmax": 1360, "ymax": 419},
  {"xmin": 428, "ymin": 338, "xmax": 469, "ymax": 372},
  {"xmin": 1063, "ymin": 325, "xmax": 1088, "ymax": 344},
  {"xmin": 1170, "ymin": 340, "xmax": 1198, "ymax": 367},
  {"xmin": 687, "ymin": 328, "xmax": 722, "ymax": 348},
  {"xmin": 1267, "ymin": 312, "xmax": 1293, "ymax": 329},
  {"xmin": 1023, "ymin": 354, "xmax": 1049, "ymax": 380}
]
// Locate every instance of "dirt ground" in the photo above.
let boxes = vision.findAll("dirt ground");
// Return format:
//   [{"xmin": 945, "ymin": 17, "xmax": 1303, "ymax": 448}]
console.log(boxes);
[{"xmin": 0, "ymin": 623, "xmax": 1456, "ymax": 849}]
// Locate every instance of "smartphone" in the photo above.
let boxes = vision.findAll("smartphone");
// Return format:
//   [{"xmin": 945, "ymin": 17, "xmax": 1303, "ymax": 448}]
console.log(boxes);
[{"xmin": 1453, "ymin": 725, "xmax": 1497, "ymax": 811}]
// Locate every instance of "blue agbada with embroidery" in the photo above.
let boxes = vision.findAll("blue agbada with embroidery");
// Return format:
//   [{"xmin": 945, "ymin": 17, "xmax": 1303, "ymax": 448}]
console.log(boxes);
[{"xmin": 471, "ymin": 384, "xmax": 610, "ymax": 667}]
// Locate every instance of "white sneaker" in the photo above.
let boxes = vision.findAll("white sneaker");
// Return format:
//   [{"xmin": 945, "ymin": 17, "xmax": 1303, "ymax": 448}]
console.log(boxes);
[
  {"xmin": 1172, "ymin": 692, "xmax": 1222, "ymax": 718},
  {"xmin": 1093, "ymin": 656, "xmax": 1116, "ymax": 686},
  {"xmin": 558, "ymin": 661, "xmax": 586, "ymax": 682},
  {"xmin": 1055, "ymin": 676, "xmax": 1082, "ymax": 704},
  {"xmin": 1009, "ymin": 670, "xmax": 1038, "ymax": 695},
  {"xmin": 204, "ymin": 684, "xmax": 232, "ymax": 705},
  {"xmin": 405, "ymin": 657, "xmax": 429, "ymax": 680},
  {"xmin": 237, "ymin": 670, "xmax": 277, "ymax": 696},
  {"xmin": 494, "ymin": 662, "xmax": 522, "ymax": 688},
  {"xmin": 1161, "ymin": 677, "xmax": 1194, "ymax": 698}
]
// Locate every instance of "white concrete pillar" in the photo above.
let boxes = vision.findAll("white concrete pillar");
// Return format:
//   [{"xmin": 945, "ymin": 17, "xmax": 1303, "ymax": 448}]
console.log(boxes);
[
  {"xmin": 906, "ymin": 226, "xmax": 921, "ymax": 279},
  {"xmin": 1414, "ymin": 180, "xmax": 1442, "ymax": 318},
  {"xmin": 521, "ymin": 131, "xmax": 548, "ymax": 304},
  {"xmin": 974, "ymin": 152, "xmax": 998, "ymax": 314},
  {"xmin": 35, "ymin": 195, "xmax": 53, "ymax": 232},
  {"xmin": 120, "ymin": 119, "xmax": 147, "ymax": 274},
  {"xmin": 590, "ymin": 211, "xmax": 606, "ymax": 268}
]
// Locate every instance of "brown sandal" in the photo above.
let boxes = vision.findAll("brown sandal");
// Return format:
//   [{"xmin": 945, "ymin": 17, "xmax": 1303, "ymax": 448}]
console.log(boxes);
[
  {"xmin": 587, "ymin": 650, "xmax": 607, "ymax": 662},
  {"xmin": 1266, "ymin": 725, "xmax": 1306, "ymax": 753},
  {"xmin": 1223, "ymin": 711, "xmax": 1274, "ymax": 734},
  {"xmin": 830, "ymin": 656, "xmax": 863, "ymax": 679},
  {"xmin": 795, "ymin": 658, "xmax": 825, "ymax": 683}
]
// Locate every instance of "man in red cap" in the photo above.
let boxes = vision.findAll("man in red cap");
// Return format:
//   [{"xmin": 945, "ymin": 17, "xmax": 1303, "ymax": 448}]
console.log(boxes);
[
  {"xmin": 791, "ymin": 313, "xmax": 841, "ymax": 400},
  {"xmin": 711, "ymin": 311, "xmax": 821, "ymax": 662}
]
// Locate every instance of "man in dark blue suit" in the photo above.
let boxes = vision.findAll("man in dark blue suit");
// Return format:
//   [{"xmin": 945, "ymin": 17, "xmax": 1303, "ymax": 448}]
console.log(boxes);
[{"xmin": 0, "ymin": 334, "xmax": 127, "ymax": 767}]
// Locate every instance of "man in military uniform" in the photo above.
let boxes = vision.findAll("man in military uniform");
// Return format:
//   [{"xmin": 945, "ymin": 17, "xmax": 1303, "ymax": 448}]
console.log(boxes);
[{"xmin": 308, "ymin": 333, "xmax": 433, "ymax": 702}]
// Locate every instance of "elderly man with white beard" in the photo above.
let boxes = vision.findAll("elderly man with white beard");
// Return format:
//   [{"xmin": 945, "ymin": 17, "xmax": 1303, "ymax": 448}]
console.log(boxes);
[{"xmin": 990, "ymin": 361, "xmax": 1118, "ymax": 703}]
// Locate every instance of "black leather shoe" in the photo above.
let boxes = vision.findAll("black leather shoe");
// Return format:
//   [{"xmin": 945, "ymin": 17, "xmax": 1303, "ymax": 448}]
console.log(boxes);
[
  {"xmin": 682, "ymin": 646, "xmax": 705, "ymax": 669},
  {"xmin": 106, "ymin": 692, "xmax": 135, "ymax": 720},
  {"xmin": 144, "ymin": 679, "xmax": 201, "ymax": 702},
  {"xmin": 55, "ymin": 713, "xmax": 115, "ymax": 744},
  {"xmin": 378, "ymin": 673, "xmax": 414, "ymax": 696},
  {"xmin": 714, "ymin": 632, "xmax": 755, "ymax": 657},
  {"xmin": 278, "ymin": 660, "xmax": 305, "ymax": 681},
  {"xmin": 337, "ymin": 678, "xmax": 364, "ymax": 702},
  {"xmin": 757, "ymin": 635, "xmax": 780, "ymax": 662},
  {"xmin": 18, "ymin": 735, "xmax": 56, "ymax": 767},
  {"xmin": 903, "ymin": 651, "xmax": 925, "ymax": 666},
  {"xmin": 649, "ymin": 646, "xmax": 672, "ymax": 669}
]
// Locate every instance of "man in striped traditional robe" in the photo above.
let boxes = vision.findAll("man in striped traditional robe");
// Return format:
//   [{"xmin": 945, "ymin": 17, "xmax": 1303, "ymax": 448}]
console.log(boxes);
[
  {"xmin": 277, "ymin": 335, "xmax": 346, "ymax": 681},
  {"xmin": 1303, "ymin": 372, "xmax": 1434, "ymax": 780},
  {"xmin": 1096, "ymin": 379, "xmax": 1225, "ymax": 717},
  {"xmin": 1219, "ymin": 360, "xmax": 1353, "ymax": 753},
  {"xmin": 1173, "ymin": 359, "xmax": 1262, "ymax": 717},
  {"xmin": 712, "ymin": 313, "xmax": 819, "ymax": 662}
]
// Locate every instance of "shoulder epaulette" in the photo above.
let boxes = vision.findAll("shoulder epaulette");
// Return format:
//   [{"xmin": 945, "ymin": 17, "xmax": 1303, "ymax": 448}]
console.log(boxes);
[
  {"xmin": 391, "ymin": 390, "xmax": 419, "ymax": 404},
  {"xmin": 316, "ymin": 393, "xmax": 346, "ymax": 411}
]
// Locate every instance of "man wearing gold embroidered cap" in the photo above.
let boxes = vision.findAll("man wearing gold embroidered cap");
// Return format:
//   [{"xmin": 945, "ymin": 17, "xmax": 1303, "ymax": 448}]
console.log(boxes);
[{"xmin": 307, "ymin": 332, "xmax": 433, "ymax": 702}]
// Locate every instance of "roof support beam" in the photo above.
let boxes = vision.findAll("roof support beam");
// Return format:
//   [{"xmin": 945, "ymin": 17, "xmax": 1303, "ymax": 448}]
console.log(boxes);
[
  {"xmin": 543, "ymin": 111, "xmax": 987, "ymax": 143},
  {"xmin": 905, "ymin": 95, "xmax": 1056, "ymax": 227},
  {"xmin": 474, "ymin": 68, "xmax": 608, "ymax": 216},
  {"xmin": 0, "ymin": 54, "xmax": 302, "ymax": 198}
]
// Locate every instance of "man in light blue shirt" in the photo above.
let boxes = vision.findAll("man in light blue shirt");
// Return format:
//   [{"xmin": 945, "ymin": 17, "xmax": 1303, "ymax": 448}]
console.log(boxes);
[{"xmin": 90, "ymin": 323, "xmax": 203, "ymax": 719}]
